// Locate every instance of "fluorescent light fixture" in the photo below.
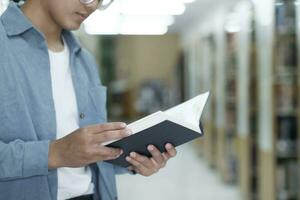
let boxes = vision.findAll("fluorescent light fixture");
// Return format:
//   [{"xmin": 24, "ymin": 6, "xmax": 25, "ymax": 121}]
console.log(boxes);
[
  {"xmin": 122, "ymin": 15, "xmax": 175, "ymax": 26},
  {"xmin": 181, "ymin": 0, "xmax": 196, "ymax": 3},
  {"xmin": 83, "ymin": 0, "xmax": 198, "ymax": 35},
  {"xmin": 225, "ymin": 24, "xmax": 241, "ymax": 33},
  {"xmin": 84, "ymin": 11, "xmax": 121, "ymax": 35},
  {"xmin": 275, "ymin": 2, "xmax": 283, "ymax": 6},
  {"xmin": 253, "ymin": 0, "xmax": 273, "ymax": 26},
  {"xmin": 120, "ymin": 16, "xmax": 172, "ymax": 35},
  {"xmin": 119, "ymin": 0, "xmax": 186, "ymax": 15},
  {"xmin": 224, "ymin": 12, "xmax": 241, "ymax": 33},
  {"xmin": 84, "ymin": 10, "xmax": 174, "ymax": 35}
]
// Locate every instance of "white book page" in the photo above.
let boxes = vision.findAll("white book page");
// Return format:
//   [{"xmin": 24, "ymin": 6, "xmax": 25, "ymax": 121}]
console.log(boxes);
[
  {"xmin": 103, "ymin": 92, "xmax": 209, "ymax": 145},
  {"xmin": 127, "ymin": 111, "xmax": 167, "ymax": 134},
  {"xmin": 103, "ymin": 111, "xmax": 168, "ymax": 145},
  {"xmin": 164, "ymin": 92, "xmax": 210, "ymax": 134}
]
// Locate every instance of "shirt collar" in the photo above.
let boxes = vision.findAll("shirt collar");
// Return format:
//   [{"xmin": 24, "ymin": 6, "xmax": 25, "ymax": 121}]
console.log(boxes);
[
  {"xmin": 1, "ymin": 2, "xmax": 82, "ymax": 54},
  {"xmin": 1, "ymin": 2, "xmax": 33, "ymax": 36},
  {"xmin": 62, "ymin": 30, "xmax": 82, "ymax": 54}
]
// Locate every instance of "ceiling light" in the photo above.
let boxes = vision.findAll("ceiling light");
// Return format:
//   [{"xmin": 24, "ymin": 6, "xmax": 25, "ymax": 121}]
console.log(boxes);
[
  {"xmin": 83, "ymin": 0, "xmax": 199, "ymax": 35},
  {"xmin": 84, "ymin": 10, "xmax": 173, "ymax": 35},
  {"xmin": 119, "ymin": 0, "xmax": 186, "ymax": 15}
]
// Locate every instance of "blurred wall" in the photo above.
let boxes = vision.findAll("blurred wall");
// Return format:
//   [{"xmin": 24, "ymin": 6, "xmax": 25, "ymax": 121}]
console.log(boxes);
[
  {"xmin": 75, "ymin": 29, "xmax": 101, "ymax": 65},
  {"xmin": 115, "ymin": 35, "xmax": 181, "ymax": 90}
]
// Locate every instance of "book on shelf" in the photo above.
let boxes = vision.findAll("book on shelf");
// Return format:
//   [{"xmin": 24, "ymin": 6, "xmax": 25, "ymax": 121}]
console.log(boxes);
[
  {"xmin": 104, "ymin": 92, "xmax": 210, "ymax": 168},
  {"xmin": 276, "ymin": 161, "xmax": 299, "ymax": 198}
]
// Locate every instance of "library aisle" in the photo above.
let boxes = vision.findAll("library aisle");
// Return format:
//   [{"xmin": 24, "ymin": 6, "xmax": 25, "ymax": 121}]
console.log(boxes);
[{"xmin": 116, "ymin": 143, "xmax": 241, "ymax": 200}]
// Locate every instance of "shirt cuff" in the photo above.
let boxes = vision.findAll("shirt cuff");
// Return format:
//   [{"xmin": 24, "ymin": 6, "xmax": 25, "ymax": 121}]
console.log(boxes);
[{"xmin": 23, "ymin": 140, "xmax": 50, "ymax": 177}]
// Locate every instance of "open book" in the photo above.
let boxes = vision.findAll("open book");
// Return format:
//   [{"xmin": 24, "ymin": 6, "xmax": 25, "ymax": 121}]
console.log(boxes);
[{"xmin": 105, "ymin": 92, "xmax": 210, "ymax": 167}]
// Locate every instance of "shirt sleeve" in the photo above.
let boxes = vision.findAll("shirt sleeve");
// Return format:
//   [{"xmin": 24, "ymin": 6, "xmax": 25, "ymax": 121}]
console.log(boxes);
[
  {"xmin": 114, "ymin": 165, "xmax": 136, "ymax": 175},
  {"xmin": 0, "ymin": 24, "xmax": 52, "ymax": 181},
  {"xmin": 0, "ymin": 140, "xmax": 51, "ymax": 181}
]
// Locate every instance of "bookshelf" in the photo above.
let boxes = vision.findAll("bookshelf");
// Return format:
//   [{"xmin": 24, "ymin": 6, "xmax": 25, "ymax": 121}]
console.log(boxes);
[
  {"xmin": 184, "ymin": 0, "xmax": 300, "ymax": 199},
  {"xmin": 248, "ymin": 38, "xmax": 258, "ymax": 200},
  {"xmin": 221, "ymin": 31, "xmax": 239, "ymax": 183},
  {"xmin": 255, "ymin": 0, "xmax": 299, "ymax": 199},
  {"xmin": 297, "ymin": 1, "xmax": 300, "ymax": 199},
  {"xmin": 184, "ymin": 1, "xmax": 300, "ymax": 199},
  {"xmin": 273, "ymin": 1, "xmax": 299, "ymax": 199},
  {"xmin": 236, "ymin": 4, "xmax": 259, "ymax": 199},
  {"xmin": 204, "ymin": 35, "xmax": 218, "ymax": 168},
  {"xmin": 252, "ymin": 0, "xmax": 275, "ymax": 199},
  {"xmin": 195, "ymin": 36, "xmax": 210, "ymax": 161}
]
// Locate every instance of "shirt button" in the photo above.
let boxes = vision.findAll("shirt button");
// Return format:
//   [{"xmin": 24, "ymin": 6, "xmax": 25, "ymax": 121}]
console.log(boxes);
[{"xmin": 79, "ymin": 113, "xmax": 85, "ymax": 119}]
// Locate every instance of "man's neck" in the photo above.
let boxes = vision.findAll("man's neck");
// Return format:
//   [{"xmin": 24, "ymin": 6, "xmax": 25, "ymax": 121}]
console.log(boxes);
[{"xmin": 21, "ymin": 1, "xmax": 64, "ymax": 52}]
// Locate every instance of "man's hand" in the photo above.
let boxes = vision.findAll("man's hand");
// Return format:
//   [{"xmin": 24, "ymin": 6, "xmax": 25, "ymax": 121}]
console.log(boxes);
[
  {"xmin": 48, "ymin": 122, "xmax": 132, "ymax": 169},
  {"xmin": 126, "ymin": 143, "xmax": 177, "ymax": 176}
]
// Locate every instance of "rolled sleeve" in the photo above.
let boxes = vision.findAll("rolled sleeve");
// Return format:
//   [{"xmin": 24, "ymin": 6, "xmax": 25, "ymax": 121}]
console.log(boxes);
[
  {"xmin": 23, "ymin": 140, "xmax": 50, "ymax": 177},
  {"xmin": 0, "ymin": 140, "xmax": 50, "ymax": 181}
]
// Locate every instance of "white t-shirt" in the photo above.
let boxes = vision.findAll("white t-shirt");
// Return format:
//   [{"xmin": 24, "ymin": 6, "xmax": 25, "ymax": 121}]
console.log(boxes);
[{"xmin": 49, "ymin": 38, "xmax": 94, "ymax": 200}]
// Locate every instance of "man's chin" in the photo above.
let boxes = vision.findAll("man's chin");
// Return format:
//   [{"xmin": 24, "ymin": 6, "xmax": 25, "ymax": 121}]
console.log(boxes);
[{"xmin": 63, "ymin": 22, "xmax": 82, "ymax": 31}]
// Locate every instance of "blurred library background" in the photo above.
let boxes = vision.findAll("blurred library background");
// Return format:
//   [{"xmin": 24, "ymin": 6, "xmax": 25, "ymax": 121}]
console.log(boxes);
[{"xmin": 1, "ymin": 0, "xmax": 300, "ymax": 200}]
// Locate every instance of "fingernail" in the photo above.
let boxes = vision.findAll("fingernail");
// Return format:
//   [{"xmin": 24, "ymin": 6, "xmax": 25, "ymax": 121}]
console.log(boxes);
[
  {"xmin": 120, "ymin": 123, "xmax": 127, "ymax": 128},
  {"xmin": 119, "ymin": 150, "xmax": 123, "ymax": 155},
  {"xmin": 166, "ymin": 144, "xmax": 172, "ymax": 149},
  {"xmin": 148, "ymin": 145, "xmax": 154, "ymax": 151},
  {"xmin": 126, "ymin": 156, "xmax": 131, "ymax": 161},
  {"xmin": 125, "ymin": 129, "xmax": 132, "ymax": 136},
  {"xmin": 130, "ymin": 152, "xmax": 136, "ymax": 158}
]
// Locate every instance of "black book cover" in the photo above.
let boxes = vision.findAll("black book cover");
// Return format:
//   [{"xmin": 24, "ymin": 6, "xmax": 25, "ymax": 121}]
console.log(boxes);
[{"xmin": 105, "ymin": 120, "xmax": 203, "ymax": 168}]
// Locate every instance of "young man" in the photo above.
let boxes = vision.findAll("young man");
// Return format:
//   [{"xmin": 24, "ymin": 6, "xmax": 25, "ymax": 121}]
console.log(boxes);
[{"xmin": 0, "ymin": 0, "xmax": 177, "ymax": 199}]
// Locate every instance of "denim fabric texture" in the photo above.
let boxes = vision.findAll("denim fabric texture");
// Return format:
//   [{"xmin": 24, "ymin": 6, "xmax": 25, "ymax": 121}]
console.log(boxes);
[{"xmin": 0, "ymin": 2, "xmax": 128, "ymax": 200}]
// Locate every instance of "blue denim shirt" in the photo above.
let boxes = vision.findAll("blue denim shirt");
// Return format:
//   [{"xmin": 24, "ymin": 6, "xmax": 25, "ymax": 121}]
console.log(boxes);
[{"xmin": 0, "ymin": 3, "xmax": 127, "ymax": 200}]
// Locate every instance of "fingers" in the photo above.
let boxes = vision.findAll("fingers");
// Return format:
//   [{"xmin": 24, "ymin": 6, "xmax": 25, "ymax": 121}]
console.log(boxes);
[
  {"xmin": 124, "ymin": 144, "xmax": 177, "ymax": 177},
  {"xmin": 127, "ymin": 166, "xmax": 134, "ymax": 171},
  {"xmin": 147, "ymin": 145, "xmax": 165, "ymax": 167},
  {"xmin": 126, "ymin": 152, "xmax": 161, "ymax": 176},
  {"xmin": 126, "ymin": 144, "xmax": 176, "ymax": 170},
  {"xmin": 84, "ymin": 122, "xmax": 133, "ymax": 144},
  {"xmin": 93, "ymin": 128, "xmax": 132, "ymax": 143},
  {"xmin": 87, "ymin": 122, "xmax": 127, "ymax": 134},
  {"xmin": 93, "ymin": 146, "xmax": 123, "ymax": 160},
  {"xmin": 162, "ymin": 152, "xmax": 169, "ymax": 161},
  {"xmin": 130, "ymin": 152, "xmax": 155, "ymax": 169},
  {"xmin": 126, "ymin": 154, "xmax": 149, "ymax": 173},
  {"xmin": 165, "ymin": 143, "xmax": 177, "ymax": 158},
  {"xmin": 160, "ymin": 144, "xmax": 177, "ymax": 162}
]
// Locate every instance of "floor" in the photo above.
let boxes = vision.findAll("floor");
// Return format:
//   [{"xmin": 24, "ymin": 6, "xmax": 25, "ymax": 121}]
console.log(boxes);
[{"xmin": 116, "ymin": 142, "xmax": 241, "ymax": 200}]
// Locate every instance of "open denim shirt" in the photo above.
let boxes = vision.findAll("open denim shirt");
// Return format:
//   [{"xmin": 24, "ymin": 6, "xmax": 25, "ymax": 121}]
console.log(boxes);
[{"xmin": 0, "ymin": 2, "xmax": 127, "ymax": 200}]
